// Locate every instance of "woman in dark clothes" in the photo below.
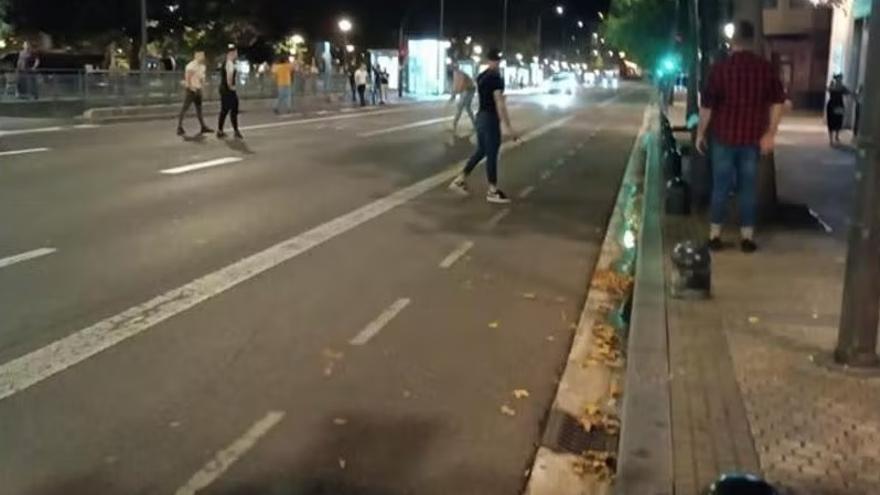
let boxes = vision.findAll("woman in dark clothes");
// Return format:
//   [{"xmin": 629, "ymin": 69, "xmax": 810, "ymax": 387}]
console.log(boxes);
[{"xmin": 826, "ymin": 74, "xmax": 850, "ymax": 146}]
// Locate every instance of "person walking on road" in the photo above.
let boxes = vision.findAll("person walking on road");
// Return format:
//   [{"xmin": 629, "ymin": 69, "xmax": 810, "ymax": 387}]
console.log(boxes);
[
  {"xmin": 272, "ymin": 56, "xmax": 295, "ymax": 115},
  {"xmin": 217, "ymin": 47, "xmax": 243, "ymax": 139},
  {"xmin": 696, "ymin": 20, "xmax": 785, "ymax": 253},
  {"xmin": 449, "ymin": 66, "xmax": 477, "ymax": 135},
  {"xmin": 826, "ymin": 73, "xmax": 850, "ymax": 146},
  {"xmin": 176, "ymin": 51, "xmax": 213, "ymax": 136},
  {"xmin": 449, "ymin": 49, "xmax": 519, "ymax": 204},
  {"xmin": 355, "ymin": 64, "xmax": 368, "ymax": 107}
]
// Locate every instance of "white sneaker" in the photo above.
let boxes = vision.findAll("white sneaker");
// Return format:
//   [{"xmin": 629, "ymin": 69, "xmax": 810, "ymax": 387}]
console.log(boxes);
[
  {"xmin": 449, "ymin": 178, "xmax": 470, "ymax": 196},
  {"xmin": 486, "ymin": 189, "xmax": 511, "ymax": 204}
]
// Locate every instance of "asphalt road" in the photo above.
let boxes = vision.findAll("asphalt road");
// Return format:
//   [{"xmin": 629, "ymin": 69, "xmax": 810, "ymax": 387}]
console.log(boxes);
[{"xmin": 0, "ymin": 86, "xmax": 649, "ymax": 495}]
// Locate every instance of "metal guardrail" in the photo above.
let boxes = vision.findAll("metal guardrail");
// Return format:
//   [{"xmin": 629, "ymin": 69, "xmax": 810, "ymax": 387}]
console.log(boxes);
[{"xmin": 1, "ymin": 69, "xmax": 352, "ymax": 107}]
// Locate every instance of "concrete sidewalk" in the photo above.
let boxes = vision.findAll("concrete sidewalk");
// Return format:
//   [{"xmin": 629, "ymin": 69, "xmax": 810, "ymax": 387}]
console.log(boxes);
[{"xmin": 663, "ymin": 110, "xmax": 880, "ymax": 495}]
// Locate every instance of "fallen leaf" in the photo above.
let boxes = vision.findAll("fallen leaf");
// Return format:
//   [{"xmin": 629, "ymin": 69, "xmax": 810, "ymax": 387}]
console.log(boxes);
[
  {"xmin": 488, "ymin": 321, "xmax": 500, "ymax": 329},
  {"xmin": 500, "ymin": 404, "xmax": 517, "ymax": 416},
  {"xmin": 546, "ymin": 335, "xmax": 556, "ymax": 342},
  {"xmin": 747, "ymin": 316, "xmax": 760, "ymax": 324},
  {"xmin": 169, "ymin": 421, "xmax": 181, "ymax": 429},
  {"xmin": 338, "ymin": 458, "xmax": 347, "ymax": 469},
  {"xmin": 333, "ymin": 418, "xmax": 348, "ymax": 426},
  {"xmin": 555, "ymin": 296, "xmax": 567, "ymax": 304},
  {"xmin": 521, "ymin": 292, "xmax": 537, "ymax": 300},
  {"xmin": 513, "ymin": 389, "xmax": 530, "ymax": 399},
  {"xmin": 402, "ymin": 389, "xmax": 413, "ymax": 399},
  {"xmin": 322, "ymin": 348, "xmax": 344, "ymax": 361}
]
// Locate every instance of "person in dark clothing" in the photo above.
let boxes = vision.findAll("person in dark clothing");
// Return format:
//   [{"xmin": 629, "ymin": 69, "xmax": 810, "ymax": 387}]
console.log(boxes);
[
  {"xmin": 448, "ymin": 49, "xmax": 519, "ymax": 204},
  {"xmin": 217, "ymin": 47, "xmax": 243, "ymax": 139},
  {"xmin": 826, "ymin": 74, "xmax": 850, "ymax": 146},
  {"xmin": 854, "ymin": 84, "xmax": 864, "ymax": 137}
]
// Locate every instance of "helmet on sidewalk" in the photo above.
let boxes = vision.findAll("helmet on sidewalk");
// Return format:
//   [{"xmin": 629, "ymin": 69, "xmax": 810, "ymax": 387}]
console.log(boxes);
[{"xmin": 707, "ymin": 473, "xmax": 778, "ymax": 495}]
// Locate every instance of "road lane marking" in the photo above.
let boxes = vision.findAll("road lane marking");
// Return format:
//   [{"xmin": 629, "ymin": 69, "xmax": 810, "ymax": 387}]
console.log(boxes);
[
  {"xmin": 0, "ymin": 147, "xmax": 50, "ymax": 157},
  {"xmin": 484, "ymin": 208, "xmax": 511, "ymax": 229},
  {"xmin": 358, "ymin": 116, "xmax": 453, "ymax": 138},
  {"xmin": 239, "ymin": 107, "xmax": 410, "ymax": 132},
  {"xmin": 518, "ymin": 186, "xmax": 536, "ymax": 199},
  {"xmin": 160, "ymin": 157, "xmax": 243, "ymax": 175},
  {"xmin": 0, "ymin": 248, "xmax": 56, "ymax": 270},
  {"xmin": 316, "ymin": 110, "xmax": 330, "ymax": 115},
  {"xmin": 350, "ymin": 298, "xmax": 411, "ymax": 345},
  {"xmin": 554, "ymin": 158, "xmax": 565, "ymax": 167},
  {"xmin": 0, "ymin": 114, "xmax": 573, "ymax": 402},
  {"xmin": 73, "ymin": 124, "xmax": 101, "ymax": 129},
  {"xmin": 540, "ymin": 170, "xmax": 553, "ymax": 181},
  {"xmin": 439, "ymin": 241, "xmax": 474, "ymax": 269},
  {"xmin": 174, "ymin": 411, "xmax": 285, "ymax": 495},
  {"xmin": 0, "ymin": 126, "xmax": 63, "ymax": 137}
]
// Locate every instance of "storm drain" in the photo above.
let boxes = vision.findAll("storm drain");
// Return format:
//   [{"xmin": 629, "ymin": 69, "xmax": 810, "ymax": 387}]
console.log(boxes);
[{"xmin": 541, "ymin": 408, "xmax": 619, "ymax": 454}]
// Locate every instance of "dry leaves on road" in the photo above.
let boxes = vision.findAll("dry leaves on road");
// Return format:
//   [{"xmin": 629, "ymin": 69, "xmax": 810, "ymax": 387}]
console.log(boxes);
[
  {"xmin": 488, "ymin": 321, "xmax": 500, "ymax": 329},
  {"xmin": 579, "ymin": 403, "xmax": 621, "ymax": 435},
  {"xmin": 572, "ymin": 450, "xmax": 617, "ymax": 481},
  {"xmin": 333, "ymin": 418, "xmax": 348, "ymax": 426},
  {"xmin": 513, "ymin": 389, "xmax": 530, "ymax": 399},
  {"xmin": 521, "ymin": 292, "xmax": 537, "ymax": 300},
  {"xmin": 592, "ymin": 270, "xmax": 634, "ymax": 297},
  {"xmin": 322, "ymin": 348, "xmax": 345, "ymax": 377},
  {"xmin": 500, "ymin": 404, "xmax": 517, "ymax": 417}
]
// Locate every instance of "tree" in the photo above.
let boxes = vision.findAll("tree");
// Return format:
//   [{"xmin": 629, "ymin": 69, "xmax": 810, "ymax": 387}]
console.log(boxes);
[{"xmin": 604, "ymin": 0, "xmax": 677, "ymax": 72}]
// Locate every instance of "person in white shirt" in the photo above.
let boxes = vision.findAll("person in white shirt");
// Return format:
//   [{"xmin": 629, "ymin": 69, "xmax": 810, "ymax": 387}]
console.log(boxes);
[
  {"xmin": 176, "ymin": 51, "xmax": 213, "ymax": 136},
  {"xmin": 354, "ymin": 64, "xmax": 368, "ymax": 107}
]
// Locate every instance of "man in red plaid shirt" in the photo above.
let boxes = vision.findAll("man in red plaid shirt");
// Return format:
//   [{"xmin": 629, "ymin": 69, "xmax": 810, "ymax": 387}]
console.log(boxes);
[{"xmin": 696, "ymin": 20, "xmax": 786, "ymax": 253}]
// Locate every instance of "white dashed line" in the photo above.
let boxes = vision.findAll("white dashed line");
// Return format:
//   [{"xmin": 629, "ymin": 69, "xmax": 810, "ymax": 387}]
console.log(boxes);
[
  {"xmin": 0, "ymin": 126, "xmax": 63, "ymax": 137},
  {"xmin": 350, "ymin": 298, "xmax": 411, "ymax": 345},
  {"xmin": 0, "ymin": 114, "xmax": 573, "ymax": 402},
  {"xmin": 359, "ymin": 116, "xmax": 452, "ymax": 138},
  {"xmin": 439, "ymin": 241, "xmax": 474, "ymax": 269},
  {"xmin": 174, "ymin": 411, "xmax": 285, "ymax": 495},
  {"xmin": 0, "ymin": 147, "xmax": 50, "ymax": 157},
  {"xmin": 518, "ymin": 186, "xmax": 536, "ymax": 199},
  {"xmin": 239, "ymin": 107, "xmax": 409, "ymax": 132},
  {"xmin": 0, "ymin": 248, "xmax": 57, "ymax": 270},
  {"xmin": 540, "ymin": 170, "xmax": 553, "ymax": 181},
  {"xmin": 73, "ymin": 124, "xmax": 101, "ymax": 129},
  {"xmin": 484, "ymin": 208, "xmax": 511, "ymax": 229},
  {"xmin": 160, "ymin": 157, "xmax": 243, "ymax": 175}
]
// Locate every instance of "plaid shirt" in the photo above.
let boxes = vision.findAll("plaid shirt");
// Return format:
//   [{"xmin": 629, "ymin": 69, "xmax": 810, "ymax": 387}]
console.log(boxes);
[{"xmin": 702, "ymin": 51, "xmax": 785, "ymax": 146}]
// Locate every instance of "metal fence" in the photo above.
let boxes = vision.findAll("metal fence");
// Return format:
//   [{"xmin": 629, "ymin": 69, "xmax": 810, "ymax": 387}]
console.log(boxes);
[{"xmin": 1, "ymin": 69, "xmax": 352, "ymax": 108}]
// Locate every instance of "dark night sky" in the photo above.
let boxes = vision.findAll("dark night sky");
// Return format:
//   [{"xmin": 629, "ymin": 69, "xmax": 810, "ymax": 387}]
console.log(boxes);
[{"xmin": 290, "ymin": 0, "xmax": 611, "ymax": 49}]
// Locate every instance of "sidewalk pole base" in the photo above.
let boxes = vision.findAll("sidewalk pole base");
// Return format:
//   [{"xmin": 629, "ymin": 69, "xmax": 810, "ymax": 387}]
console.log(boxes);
[{"xmin": 812, "ymin": 352, "xmax": 880, "ymax": 378}]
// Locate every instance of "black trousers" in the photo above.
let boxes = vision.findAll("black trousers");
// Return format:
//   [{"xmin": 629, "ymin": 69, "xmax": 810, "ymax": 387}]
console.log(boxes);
[
  {"xmin": 177, "ymin": 89, "xmax": 207, "ymax": 129},
  {"xmin": 357, "ymin": 84, "xmax": 366, "ymax": 106},
  {"xmin": 218, "ymin": 89, "xmax": 240, "ymax": 132}
]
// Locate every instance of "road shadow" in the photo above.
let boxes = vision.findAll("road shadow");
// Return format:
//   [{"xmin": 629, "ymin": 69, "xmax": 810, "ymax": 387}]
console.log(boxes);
[
  {"xmin": 223, "ymin": 138, "xmax": 256, "ymax": 155},
  {"xmin": 181, "ymin": 134, "xmax": 209, "ymax": 144}
]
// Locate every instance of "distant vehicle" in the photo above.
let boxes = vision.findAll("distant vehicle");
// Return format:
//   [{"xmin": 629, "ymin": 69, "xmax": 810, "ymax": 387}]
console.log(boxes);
[
  {"xmin": 0, "ymin": 52, "xmax": 105, "ymax": 72},
  {"xmin": 597, "ymin": 69, "xmax": 620, "ymax": 89},
  {"xmin": 546, "ymin": 71, "xmax": 578, "ymax": 95},
  {"xmin": 582, "ymin": 71, "xmax": 597, "ymax": 87}
]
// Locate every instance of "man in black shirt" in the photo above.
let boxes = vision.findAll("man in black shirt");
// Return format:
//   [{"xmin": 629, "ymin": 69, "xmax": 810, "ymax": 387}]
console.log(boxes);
[
  {"xmin": 217, "ymin": 46, "xmax": 243, "ymax": 139},
  {"xmin": 449, "ymin": 49, "xmax": 518, "ymax": 203}
]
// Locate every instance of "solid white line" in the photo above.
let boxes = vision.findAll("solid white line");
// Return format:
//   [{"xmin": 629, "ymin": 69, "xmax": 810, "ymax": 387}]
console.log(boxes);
[
  {"xmin": 518, "ymin": 186, "xmax": 536, "ymax": 199},
  {"xmin": 0, "ymin": 248, "xmax": 57, "ymax": 269},
  {"xmin": 0, "ymin": 126, "xmax": 63, "ymax": 137},
  {"xmin": 239, "ymin": 107, "xmax": 409, "ymax": 132},
  {"xmin": 0, "ymin": 114, "xmax": 573, "ymax": 402},
  {"xmin": 174, "ymin": 411, "xmax": 285, "ymax": 495},
  {"xmin": 160, "ymin": 157, "xmax": 242, "ymax": 175},
  {"xmin": 0, "ymin": 147, "xmax": 50, "ymax": 157},
  {"xmin": 73, "ymin": 124, "xmax": 101, "ymax": 129},
  {"xmin": 350, "ymin": 298, "xmax": 411, "ymax": 345},
  {"xmin": 316, "ymin": 110, "xmax": 330, "ymax": 115},
  {"xmin": 359, "ymin": 116, "xmax": 452, "ymax": 138},
  {"xmin": 439, "ymin": 241, "xmax": 474, "ymax": 269},
  {"xmin": 485, "ymin": 208, "xmax": 511, "ymax": 229}
]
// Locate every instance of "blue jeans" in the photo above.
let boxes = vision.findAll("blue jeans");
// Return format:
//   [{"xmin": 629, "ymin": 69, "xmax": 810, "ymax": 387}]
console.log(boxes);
[
  {"xmin": 274, "ymin": 85, "xmax": 292, "ymax": 113},
  {"xmin": 463, "ymin": 112, "xmax": 501, "ymax": 185},
  {"xmin": 453, "ymin": 89, "xmax": 476, "ymax": 131},
  {"xmin": 710, "ymin": 141, "xmax": 759, "ymax": 227}
]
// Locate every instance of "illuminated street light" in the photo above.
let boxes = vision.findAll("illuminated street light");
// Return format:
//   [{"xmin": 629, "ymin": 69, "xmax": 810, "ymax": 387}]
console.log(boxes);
[
  {"xmin": 473, "ymin": 44, "xmax": 483, "ymax": 55},
  {"xmin": 346, "ymin": 44, "xmax": 355, "ymax": 53},
  {"xmin": 592, "ymin": 49, "xmax": 599, "ymax": 56},
  {"xmin": 291, "ymin": 34, "xmax": 305, "ymax": 46},
  {"xmin": 465, "ymin": 36, "xmax": 472, "ymax": 45},
  {"xmin": 723, "ymin": 22, "xmax": 736, "ymax": 40},
  {"xmin": 619, "ymin": 51, "xmax": 626, "ymax": 59},
  {"xmin": 516, "ymin": 52, "xmax": 524, "ymax": 62},
  {"xmin": 338, "ymin": 18, "xmax": 353, "ymax": 33},
  {"xmin": 555, "ymin": 5, "xmax": 564, "ymax": 15},
  {"xmin": 577, "ymin": 20, "xmax": 584, "ymax": 29},
  {"xmin": 592, "ymin": 32, "xmax": 598, "ymax": 39},
  {"xmin": 598, "ymin": 11, "xmax": 605, "ymax": 20}
]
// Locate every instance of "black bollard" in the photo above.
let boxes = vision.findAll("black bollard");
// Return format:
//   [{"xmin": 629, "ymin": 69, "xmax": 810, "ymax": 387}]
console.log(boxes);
[
  {"xmin": 666, "ymin": 176, "xmax": 692, "ymax": 216},
  {"xmin": 670, "ymin": 240, "xmax": 711, "ymax": 299},
  {"xmin": 707, "ymin": 473, "xmax": 778, "ymax": 495}
]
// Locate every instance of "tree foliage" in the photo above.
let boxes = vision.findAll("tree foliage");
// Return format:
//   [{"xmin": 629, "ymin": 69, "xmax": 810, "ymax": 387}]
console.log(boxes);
[{"xmin": 604, "ymin": 0, "xmax": 677, "ymax": 71}]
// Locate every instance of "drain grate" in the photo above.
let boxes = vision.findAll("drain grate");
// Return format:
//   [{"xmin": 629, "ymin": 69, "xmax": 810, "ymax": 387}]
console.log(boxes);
[{"xmin": 541, "ymin": 409, "xmax": 619, "ymax": 455}]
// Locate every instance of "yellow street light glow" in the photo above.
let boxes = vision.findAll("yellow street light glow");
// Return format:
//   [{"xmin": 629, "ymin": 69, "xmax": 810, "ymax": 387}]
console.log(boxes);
[{"xmin": 338, "ymin": 18, "xmax": 353, "ymax": 33}]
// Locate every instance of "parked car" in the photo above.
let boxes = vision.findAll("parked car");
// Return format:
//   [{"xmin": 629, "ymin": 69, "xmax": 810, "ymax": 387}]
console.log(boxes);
[{"xmin": 545, "ymin": 71, "xmax": 578, "ymax": 95}]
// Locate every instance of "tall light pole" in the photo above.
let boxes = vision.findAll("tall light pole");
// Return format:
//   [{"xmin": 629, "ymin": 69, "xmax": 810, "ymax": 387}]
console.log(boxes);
[
  {"xmin": 537, "ymin": 4, "xmax": 564, "ymax": 60},
  {"xmin": 502, "ymin": 0, "xmax": 509, "ymax": 56},
  {"xmin": 139, "ymin": 0, "xmax": 147, "ymax": 71},
  {"xmin": 835, "ymin": 0, "xmax": 880, "ymax": 368},
  {"xmin": 339, "ymin": 18, "xmax": 353, "ymax": 67},
  {"xmin": 440, "ymin": 0, "xmax": 445, "ymax": 40}
]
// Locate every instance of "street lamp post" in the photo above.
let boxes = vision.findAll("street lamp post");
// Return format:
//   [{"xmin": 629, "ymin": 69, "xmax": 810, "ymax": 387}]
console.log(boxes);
[
  {"xmin": 536, "ymin": 4, "xmax": 564, "ymax": 60},
  {"xmin": 339, "ymin": 18, "xmax": 353, "ymax": 67},
  {"xmin": 502, "ymin": 0, "xmax": 509, "ymax": 56}
]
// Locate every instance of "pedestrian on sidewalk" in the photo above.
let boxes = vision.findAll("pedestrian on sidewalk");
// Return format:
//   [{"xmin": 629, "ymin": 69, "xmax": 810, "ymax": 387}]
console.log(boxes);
[
  {"xmin": 826, "ymin": 74, "xmax": 850, "ymax": 146},
  {"xmin": 371, "ymin": 64, "xmax": 383, "ymax": 105},
  {"xmin": 354, "ymin": 64, "xmax": 368, "ymax": 107},
  {"xmin": 348, "ymin": 65, "xmax": 357, "ymax": 103},
  {"xmin": 380, "ymin": 67, "xmax": 390, "ymax": 104},
  {"xmin": 449, "ymin": 66, "xmax": 477, "ymax": 135},
  {"xmin": 272, "ymin": 56, "xmax": 294, "ymax": 115},
  {"xmin": 449, "ymin": 49, "xmax": 519, "ymax": 204},
  {"xmin": 696, "ymin": 20, "xmax": 785, "ymax": 253},
  {"xmin": 217, "ymin": 46, "xmax": 243, "ymax": 140},
  {"xmin": 176, "ymin": 51, "xmax": 213, "ymax": 137},
  {"xmin": 16, "ymin": 41, "xmax": 40, "ymax": 100}
]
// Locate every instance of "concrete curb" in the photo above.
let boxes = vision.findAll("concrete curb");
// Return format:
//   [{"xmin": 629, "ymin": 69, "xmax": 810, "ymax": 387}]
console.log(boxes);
[{"xmin": 524, "ymin": 105, "xmax": 654, "ymax": 495}]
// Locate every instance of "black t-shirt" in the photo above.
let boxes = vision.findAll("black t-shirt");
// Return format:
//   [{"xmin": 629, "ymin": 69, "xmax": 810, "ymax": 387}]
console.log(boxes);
[{"xmin": 477, "ymin": 69, "xmax": 504, "ymax": 116}]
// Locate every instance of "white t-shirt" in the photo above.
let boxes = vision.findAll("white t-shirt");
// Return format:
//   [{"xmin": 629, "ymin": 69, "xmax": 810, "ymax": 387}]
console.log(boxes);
[
  {"xmin": 185, "ymin": 60, "xmax": 206, "ymax": 90},
  {"xmin": 354, "ymin": 68, "xmax": 368, "ymax": 86}
]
